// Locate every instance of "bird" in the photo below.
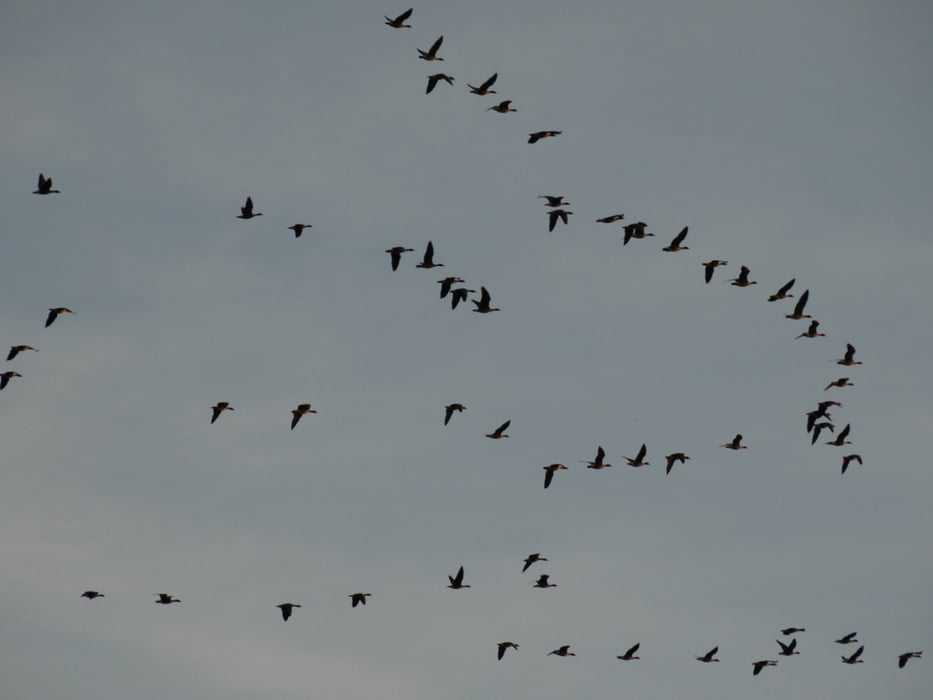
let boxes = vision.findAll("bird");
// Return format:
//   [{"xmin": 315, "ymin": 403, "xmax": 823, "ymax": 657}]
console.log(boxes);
[
  {"xmin": 528, "ymin": 130, "xmax": 562, "ymax": 144},
  {"xmin": 486, "ymin": 100, "xmax": 516, "ymax": 113},
  {"xmin": 154, "ymin": 593, "xmax": 181, "ymax": 604},
  {"xmin": 437, "ymin": 277, "xmax": 465, "ymax": 298},
  {"xmin": 291, "ymin": 403, "xmax": 317, "ymax": 430},
  {"xmin": 835, "ymin": 632, "xmax": 859, "ymax": 644},
  {"xmin": 498, "ymin": 642, "xmax": 519, "ymax": 660},
  {"xmin": 836, "ymin": 343, "xmax": 862, "ymax": 366},
  {"xmin": 349, "ymin": 593, "xmax": 371, "ymax": 608},
  {"xmin": 533, "ymin": 574, "xmax": 557, "ymax": 588},
  {"xmin": 617, "ymin": 643, "xmax": 641, "ymax": 660},
  {"xmin": 522, "ymin": 553, "xmax": 547, "ymax": 572},
  {"xmin": 7, "ymin": 345, "xmax": 37, "ymax": 361},
  {"xmin": 472, "ymin": 287, "xmax": 500, "ymax": 313},
  {"xmin": 548, "ymin": 645, "xmax": 575, "ymax": 657},
  {"xmin": 702, "ymin": 260, "xmax": 728, "ymax": 283},
  {"xmin": 386, "ymin": 246, "xmax": 415, "ymax": 271},
  {"xmin": 841, "ymin": 454, "xmax": 862, "ymax": 474},
  {"xmin": 416, "ymin": 240, "xmax": 443, "ymax": 268},
  {"xmin": 485, "ymin": 419, "xmax": 510, "ymax": 439},
  {"xmin": 622, "ymin": 221, "xmax": 654, "ymax": 245},
  {"xmin": 236, "ymin": 196, "xmax": 262, "ymax": 219},
  {"xmin": 825, "ymin": 423, "xmax": 851, "ymax": 446},
  {"xmin": 538, "ymin": 195, "xmax": 570, "ymax": 207},
  {"xmin": 841, "ymin": 646, "xmax": 865, "ymax": 664},
  {"xmin": 898, "ymin": 651, "xmax": 922, "ymax": 668},
  {"xmin": 623, "ymin": 443, "xmax": 649, "ymax": 467},
  {"xmin": 785, "ymin": 289, "xmax": 811, "ymax": 319},
  {"xmin": 45, "ymin": 307, "xmax": 75, "ymax": 327},
  {"xmin": 730, "ymin": 265, "xmax": 757, "ymax": 287},
  {"xmin": 33, "ymin": 173, "xmax": 60, "ymax": 194},
  {"xmin": 426, "ymin": 73, "xmax": 454, "ymax": 94},
  {"xmin": 795, "ymin": 319, "xmax": 826, "ymax": 339},
  {"xmin": 767, "ymin": 278, "xmax": 796, "ymax": 301},
  {"xmin": 547, "ymin": 208, "xmax": 573, "ymax": 232},
  {"xmin": 721, "ymin": 434, "xmax": 747, "ymax": 450},
  {"xmin": 696, "ymin": 646, "xmax": 720, "ymax": 662},
  {"xmin": 417, "ymin": 36, "xmax": 444, "ymax": 61},
  {"xmin": 582, "ymin": 446, "xmax": 611, "ymax": 470},
  {"xmin": 447, "ymin": 566, "xmax": 470, "ymax": 589},
  {"xmin": 384, "ymin": 8, "xmax": 412, "ymax": 27},
  {"xmin": 810, "ymin": 422, "xmax": 835, "ymax": 445},
  {"xmin": 664, "ymin": 452, "xmax": 689, "ymax": 474},
  {"xmin": 450, "ymin": 287, "xmax": 476, "ymax": 309},
  {"xmin": 444, "ymin": 403, "xmax": 466, "ymax": 425},
  {"xmin": 543, "ymin": 463, "xmax": 567, "ymax": 489},
  {"xmin": 287, "ymin": 224, "xmax": 312, "ymax": 238},
  {"xmin": 661, "ymin": 226, "xmax": 689, "ymax": 252},
  {"xmin": 210, "ymin": 402, "xmax": 234, "ymax": 424},
  {"xmin": 752, "ymin": 660, "xmax": 778, "ymax": 676},
  {"xmin": 0, "ymin": 371, "xmax": 22, "ymax": 390},
  {"xmin": 467, "ymin": 73, "xmax": 498, "ymax": 95},
  {"xmin": 276, "ymin": 603, "xmax": 301, "ymax": 621},
  {"xmin": 781, "ymin": 627, "xmax": 806, "ymax": 635},
  {"xmin": 824, "ymin": 377, "xmax": 854, "ymax": 391},
  {"xmin": 777, "ymin": 638, "xmax": 800, "ymax": 656},
  {"xmin": 81, "ymin": 591, "xmax": 104, "ymax": 599},
  {"xmin": 596, "ymin": 214, "xmax": 625, "ymax": 223}
]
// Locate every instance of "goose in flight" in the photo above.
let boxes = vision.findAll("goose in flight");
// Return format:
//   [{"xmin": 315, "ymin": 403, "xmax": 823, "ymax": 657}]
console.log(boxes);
[
  {"xmin": 767, "ymin": 278, "xmax": 796, "ymax": 302},
  {"xmin": 696, "ymin": 646, "xmax": 720, "ymax": 662},
  {"xmin": 664, "ymin": 452, "xmax": 689, "ymax": 474},
  {"xmin": 437, "ymin": 276, "xmax": 465, "ymax": 298},
  {"xmin": 623, "ymin": 443, "xmax": 649, "ymax": 467},
  {"xmin": 617, "ymin": 643, "xmax": 641, "ymax": 660},
  {"xmin": 777, "ymin": 638, "xmax": 800, "ymax": 656},
  {"xmin": 426, "ymin": 73, "xmax": 454, "ymax": 94},
  {"xmin": 528, "ymin": 130, "xmax": 562, "ymax": 144},
  {"xmin": 898, "ymin": 651, "xmax": 922, "ymax": 668},
  {"xmin": 154, "ymin": 593, "xmax": 181, "ymax": 604},
  {"xmin": 485, "ymin": 419, "xmax": 510, "ymax": 439},
  {"xmin": 623, "ymin": 221, "xmax": 654, "ymax": 245},
  {"xmin": 795, "ymin": 320, "xmax": 826, "ymax": 339},
  {"xmin": 785, "ymin": 289, "xmax": 811, "ymax": 319},
  {"xmin": 468, "ymin": 73, "xmax": 497, "ymax": 95},
  {"xmin": 721, "ymin": 434, "xmax": 747, "ymax": 450},
  {"xmin": 824, "ymin": 377, "xmax": 854, "ymax": 391},
  {"xmin": 596, "ymin": 214, "xmax": 625, "ymax": 223},
  {"xmin": 825, "ymin": 423, "xmax": 851, "ymax": 446},
  {"xmin": 543, "ymin": 463, "xmax": 567, "ymax": 489},
  {"xmin": 538, "ymin": 195, "xmax": 569, "ymax": 207},
  {"xmin": 291, "ymin": 403, "xmax": 317, "ymax": 430},
  {"xmin": 450, "ymin": 287, "xmax": 476, "ymax": 309},
  {"xmin": 702, "ymin": 260, "xmax": 728, "ymax": 283},
  {"xmin": 81, "ymin": 591, "xmax": 104, "ymax": 599},
  {"xmin": 781, "ymin": 627, "xmax": 806, "ymax": 635},
  {"xmin": 498, "ymin": 642, "xmax": 519, "ymax": 660},
  {"xmin": 276, "ymin": 603, "xmax": 301, "ymax": 621},
  {"xmin": 487, "ymin": 100, "xmax": 516, "ymax": 113},
  {"xmin": 444, "ymin": 403, "xmax": 466, "ymax": 425},
  {"xmin": 416, "ymin": 240, "xmax": 443, "ymax": 268},
  {"xmin": 841, "ymin": 646, "xmax": 865, "ymax": 664},
  {"xmin": 533, "ymin": 574, "xmax": 557, "ymax": 588},
  {"xmin": 7, "ymin": 345, "xmax": 37, "ymax": 361},
  {"xmin": 210, "ymin": 402, "xmax": 234, "ymax": 424},
  {"xmin": 841, "ymin": 454, "xmax": 862, "ymax": 474},
  {"xmin": 288, "ymin": 224, "xmax": 312, "ymax": 238},
  {"xmin": 548, "ymin": 645, "xmax": 575, "ymax": 657},
  {"xmin": 547, "ymin": 208, "xmax": 572, "ymax": 232},
  {"xmin": 418, "ymin": 36, "xmax": 444, "ymax": 61},
  {"xmin": 471, "ymin": 286, "xmax": 500, "ymax": 313},
  {"xmin": 582, "ymin": 446, "xmax": 611, "ymax": 469},
  {"xmin": 386, "ymin": 246, "xmax": 414, "ymax": 271},
  {"xmin": 752, "ymin": 660, "xmax": 778, "ymax": 676},
  {"xmin": 836, "ymin": 343, "xmax": 862, "ymax": 366},
  {"xmin": 835, "ymin": 632, "xmax": 859, "ymax": 645},
  {"xmin": 661, "ymin": 226, "xmax": 689, "ymax": 252},
  {"xmin": 447, "ymin": 566, "xmax": 470, "ymax": 589},
  {"xmin": 349, "ymin": 593, "xmax": 371, "ymax": 608},
  {"xmin": 522, "ymin": 553, "xmax": 547, "ymax": 572},
  {"xmin": 34, "ymin": 173, "xmax": 60, "ymax": 194},
  {"xmin": 384, "ymin": 8, "xmax": 412, "ymax": 27},
  {"xmin": 0, "ymin": 371, "xmax": 22, "ymax": 390},
  {"xmin": 730, "ymin": 265, "xmax": 757, "ymax": 287},
  {"xmin": 236, "ymin": 196, "xmax": 262, "ymax": 219},
  {"xmin": 45, "ymin": 307, "xmax": 75, "ymax": 328}
]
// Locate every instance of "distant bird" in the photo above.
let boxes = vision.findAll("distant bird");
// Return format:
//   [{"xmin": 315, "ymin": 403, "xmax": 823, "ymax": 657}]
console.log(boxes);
[
  {"xmin": 288, "ymin": 224, "xmax": 312, "ymax": 238},
  {"xmin": 661, "ymin": 226, "xmax": 689, "ymax": 252},
  {"xmin": 835, "ymin": 632, "xmax": 859, "ymax": 645},
  {"xmin": 841, "ymin": 454, "xmax": 862, "ymax": 474},
  {"xmin": 467, "ymin": 73, "xmax": 498, "ymax": 95},
  {"xmin": 528, "ymin": 130, "xmax": 562, "ymax": 144},
  {"xmin": 730, "ymin": 265, "xmax": 757, "ymax": 287},
  {"xmin": 664, "ymin": 452, "xmax": 689, "ymax": 474},
  {"xmin": 533, "ymin": 574, "xmax": 557, "ymax": 588},
  {"xmin": 582, "ymin": 446, "xmax": 611, "ymax": 470},
  {"xmin": 543, "ymin": 463, "xmax": 568, "ymax": 489},
  {"xmin": 291, "ymin": 403, "xmax": 317, "ymax": 430},
  {"xmin": 384, "ymin": 8, "xmax": 412, "ymax": 27},
  {"xmin": 154, "ymin": 593, "xmax": 181, "ymax": 605},
  {"xmin": 538, "ymin": 195, "xmax": 569, "ymax": 207},
  {"xmin": 81, "ymin": 591, "xmax": 104, "ymax": 599},
  {"xmin": 522, "ymin": 553, "xmax": 547, "ymax": 572},
  {"xmin": 810, "ymin": 422, "xmax": 834, "ymax": 445},
  {"xmin": 795, "ymin": 319, "xmax": 826, "ymax": 339},
  {"xmin": 841, "ymin": 646, "xmax": 865, "ymax": 664},
  {"xmin": 447, "ymin": 565, "xmax": 470, "ymax": 589},
  {"xmin": 444, "ymin": 403, "xmax": 466, "ymax": 425},
  {"xmin": 781, "ymin": 627, "xmax": 806, "ymax": 635},
  {"xmin": 472, "ymin": 286, "xmax": 500, "ymax": 313},
  {"xmin": 721, "ymin": 434, "xmax": 747, "ymax": 450},
  {"xmin": 617, "ymin": 643, "xmax": 641, "ymax": 660},
  {"xmin": 752, "ymin": 660, "xmax": 778, "ymax": 676},
  {"xmin": 450, "ymin": 287, "xmax": 476, "ymax": 309},
  {"xmin": 45, "ymin": 307, "xmax": 75, "ymax": 327},
  {"xmin": 210, "ymin": 402, "xmax": 234, "ymax": 424},
  {"xmin": 417, "ymin": 35, "xmax": 444, "ymax": 61},
  {"xmin": 485, "ymin": 419, "xmax": 510, "ymax": 439},
  {"xmin": 7, "ymin": 345, "xmax": 37, "ymax": 361},
  {"xmin": 824, "ymin": 377, "xmax": 854, "ymax": 391},
  {"xmin": 547, "ymin": 208, "xmax": 572, "ymax": 232},
  {"xmin": 898, "ymin": 651, "xmax": 922, "ymax": 668},
  {"xmin": 33, "ymin": 173, "xmax": 60, "ymax": 194},
  {"xmin": 498, "ymin": 642, "xmax": 519, "ymax": 660},
  {"xmin": 0, "ymin": 371, "xmax": 22, "ymax": 390},
  {"xmin": 437, "ymin": 277, "xmax": 465, "ymax": 298},
  {"xmin": 596, "ymin": 214, "xmax": 625, "ymax": 223},
  {"xmin": 622, "ymin": 222, "xmax": 654, "ymax": 245},
  {"xmin": 236, "ymin": 196, "xmax": 262, "ymax": 219},
  {"xmin": 487, "ymin": 100, "xmax": 516, "ymax": 113},
  {"xmin": 825, "ymin": 423, "xmax": 851, "ymax": 446},
  {"xmin": 785, "ymin": 289, "xmax": 811, "ymax": 319},
  {"xmin": 416, "ymin": 240, "xmax": 443, "ymax": 268},
  {"xmin": 426, "ymin": 73, "xmax": 454, "ymax": 93},
  {"xmin": 696, "ymin": 646, "xmax": 720, "ymax": 663},
  {"xmin": 777, "ymin": 638, "xmax": 800, "ymax": 656},
  {"xmin": 623, "ymin": 443, "xmax": 649, "ymax": 467},
  {"xmin": 702, "ymin": 260, "xmax": 728, "ymax": 283},
  {"xmin": 349, "ymin": 593, "xmax": 371, "ymax": 608},
  {"xmin": 548, "ymin": 645, "xmax": 575, "ymax": 657},
  {"xmin": 386, "ymin": 246, "xmax": 415, "ymax": 271},
  {"xmin": 836, "ymin": 343, "xmax": 862, "ymax": 366},
  {"xmin": 276, "ymin": 603, "xmax": 301, "ymax": 621},
  {"xmin": 767, "ymin": 278, "xmax": 796, "ymax": 301}
]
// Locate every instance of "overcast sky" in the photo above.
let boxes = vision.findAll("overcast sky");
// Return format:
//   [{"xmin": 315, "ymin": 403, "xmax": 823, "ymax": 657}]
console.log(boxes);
[{"xmin": 2, "ymin": 2, "xmax": 932, "ymax": 699}]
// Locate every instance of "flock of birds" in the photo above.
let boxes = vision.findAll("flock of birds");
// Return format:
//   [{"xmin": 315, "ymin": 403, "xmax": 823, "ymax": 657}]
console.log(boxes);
[{"xmin": 9, "ymin": 7, "xmax": 923, "ymax": 689}]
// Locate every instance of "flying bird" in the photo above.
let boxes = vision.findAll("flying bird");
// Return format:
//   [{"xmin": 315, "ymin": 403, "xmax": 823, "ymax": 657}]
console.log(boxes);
[
  {"xmin": 836, "ymin": 343, "xmax": 862, "ymax": 366},
  {"xmin": 7, "ymin": 345, "xmax": 37, "ymax": 361},
  {"xmin": 596, "ymin": 214, "xmax": 625, "ymax": 223},
  {"xmin": 543, "ymin": 463, "xmax": 567, "ymax": 489},
  {"xmin": 696, "ymin": 646, "xmax": 720, "ymax": 662},
  {"xmin": 81, "ymin": 591, "xmax": 104, "ymax": 599},
  {"xmin": 34, "ymin": 173, "xmax": 60, "ymax": 194},
  {"xmin": 384, "ymin": 8, "xmax": 412, "ymax": 27},
  {"xmin": 276, "ymin": 603, "xmax": 301, "ymax": 621},
  {"xmin": 752, "ymin": 660, "xmax": 778, "ymax": 676},
  {"xmin": 898, "ymin": 651, "xmax": 922, "ymax": 668},
  {"xmin": 426, "ymin": 73, "xmax": 454, "ymax": 94},
  {"xmin": 447, "ymin": 566, "xmax": 470, "ymax": 589},
  {"xmin": 664, "ymin": 452, "xmax": 689, "ymax": 474},
  {"xmin": 824, "ymin": 377, "xmax": 854, "ymax": 391},
  {"xmin": 795, "ymin": 319, "xmax": 826, "ymax": 339},
  {"xmin": 781, "ymin": 627, "xmax": 806, "ymax": 635},
  {"xmin": 485, "ymin": 419, "xmax": 510, "ymax": 439},
  {"xmin": 386, "ymin": 246, "xmax": 415, "ymax": 271},
  {"xmin": 0, "ymin": 371, "xmax": 22, "ymax": 390},
  {"xmin": 444, "ymin": 403, "xmax": 466, "ymax": 425},
  {"xmin": 498, "ymin": 642, "xmax": 519, "ymax": 660},
  {"xmin": 533, "ymin": 574, "xmax": 557, "ymax": 588},
  {"xmin": 721, "ymin": 434, "xmax": 747, "ymax": 450},
  {"xmin": 210, "ymin": 402, "xmax": 234, "ymax": 424},
  {"xmin": 810, "ymin": 422, "xmax": 835, "ymax": 445},
  {"xmin": 236, "ymin": 196, "xmax": 262, "ymax": 219},
  {"xmin": 547, "ymin": 208, "xmax": 573, "ymax": 232},
  {"xmin": 777, "ymin": 638, "xmax": 800, "ymax": 656},
  {"xmin": 538, "ymin": 195, "xmax": 569, "ymax": 207},
  {"xmin": 437, "ymin": 277, "xmax": 465, "ymax": 298},
  {"xmin": 349, "ymin": 593, "xmax": 371, "ymax": 608},
  {"xmin": 450, "ymin": 287, "xmax": 476, "ymax": 309},
  {"xmin": 623, "ymin": 443, "xmax": 649, "ymax": 467},
  {"xmin": 487, "ymin": 100, "xmax": 516, "ymax": 113},
  {"xmin": 702, "ymin": 259, "xmax": 728, "ymax": 283},
  {"xmin": 472, "ymin": 287, "xmax": 500, "ymax": 313},
  {"xmin": 661, "ymin": 226, "xmax": 689, "ymax": 252},
  {"xmin": 767, "ymin": 278, "xmax": 796, "ymax": 301},
  {"xmin": 841, "ymin": 646, "xmax": 865, "ymax": 664},
  {"xmin": 467, "ymin": 73, "xmax": 498, "ymax": 95},
  {"xmin": 528, "ymin": 131, "xmax": 562, "ymax": 144},
  {"xmin": 582, "ymin": 446, "xmax": 611, "ymax": 470},
  {"xmin": 730, "ymin": 265, "xmax": 757, "ymax": 287},
  {"xmin": 623, "ymin": 222, "xmax": 654, "ymax": 245},
  {"xmin": 154, "ymin": 593, "xmax": 181, "ymax": 605},
  {"xmin": 522, "ymin": 553, "xmax": 547, "ymax": 572},
  {"xmin": 288, "ymin": 224, "xmax": 312, "ymax": 238},
  {"xmin": 841, "ymin": 454, "xmax": 862, "ymax": 474},
  {"xmin": 45, "ymin": 307, "xmax": 75, "ymax": 327},
  {"xmin": 825, "ymin": 423, "xmax": 851, "ymax": 446},
  {"xmin": 548, "ymin": 645, "xmax": 575, "ymax": 657},
  {"xmin": 416, "ymin": 240, "xmax": 443, "ymax": 268},
  {"xmin": 417, "ymin": 36, "xmax": 444, "ymax": 61},
  {"xmin": 617, "ymin": 643, "xmax": 641, "ymax": 660},
  {"xmin": 291, "ymin": 403, "xmax": 317, "ymax": 430},
  {"xmin": 835, "ymin": 632, "xmax": 859, "ymax": 645},
  {"xmin": 785, "ymin": 289, "xmax": 811, "ymax": 319}
]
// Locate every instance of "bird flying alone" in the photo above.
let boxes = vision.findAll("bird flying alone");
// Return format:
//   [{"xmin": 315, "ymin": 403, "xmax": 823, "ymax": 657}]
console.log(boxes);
[
  {"xmin": 7, "ymin": 345, "xmax": 37, "ymax": 361},
  {"xmin": 384, "ymin": 8, "xmax": 412, "ymax": 27},
  {"xmin": 447, "ymin": 566, "xmax": 470, "ymax": 589},
  {"xmin": 498, "ymin": 642, "xmax": 519, "ymax": 660},
  {"xmin": 426, "ymin": 73, "xmax": 454, "ymax": 94},
  {"xmin": 721, "ymin": 434, "xmax": 747, "ymax": 450},
  {"xmin": 752, "ymin": 660, "xmax": 778, "ymax": 676},
  {"xmin": 81, "ymin": 591, "xmax": 104, "ymax": 599},
  {"xmin": 417, "ymin": 36, "xmax": 444, "ymax": 61},
  {"xmin": 543, "ymin": 463, "xmax": 567, "ymax": 489},
  {"xmin": 528, "ymin": 131, "xmax": 562, "ymax": 144},
  {"xmin": 533, "ymin": 574, "xmax": 557, "ymax": 588},
  {"xmin": 444, "ymin": 403, "xmax": 466, "ymax": 425},
  {"xmin": 617, "ymin": 643, "xmax": 641, "ymax": 660},
  {"xmin": 468, "ymin": 73, "xmax": 497, "ymax": 95},
  {"xmin": 522, "ymin": 553, "xmax": 547, "ymax": 572},
  {"xmin": 45, "ymin": 307, "xmax": 75, "ymax": 328},
  {"xmin": 276, "ymin": 603, "xmax": 301, "ymax": 621},
  {"xmin": 154, "ymin": 593, "xmax": 181, "ymax": 604},
  {"xmin": 841, "ymin": 454, "xmax": 862, "ymax": 474},
  {"xmin": 349, "ymin": 593, "xmax": 371, "ymax": 608},
  {"xmin": 288, "ymin": 224, "xmax": 312, "ymax": 238},
  {"xmin": 485, "ymin": 419, "xmax": 510, "ymax": 439},
  {"xmin": 696, "ymin": 646, "xmax": 720, "ymax": 662},
  {"xmin": 665, "ymin": 452, "xmax": 689, "ymax": 474},
  {"xmin": 210, "ymin": 402, "xmax": 234, "ymax": 424},
  {"xmin": 0, "ymin": 371, "xmax": 22, "ymax": 390},
  {"xmin": 34, "ymin": 173, "xmax": 60, "ymax": 194},
  {"xmin": 236, "ymin": 196, "xmax": 262, "ymax": 219},
  {"xmin": 291, "ymin": 403, "xmax": 317, "ymax": 430},
  {"xmin": 548, "ymin": 645, "xmax": 575, "ymax": 657},
  {"xmin": 898, "ymin": 651, "xmax": 922, "ymax": 668},
  {"xmin": 547, "ymin": 208, "xmax": 572, "ymax": 232}
]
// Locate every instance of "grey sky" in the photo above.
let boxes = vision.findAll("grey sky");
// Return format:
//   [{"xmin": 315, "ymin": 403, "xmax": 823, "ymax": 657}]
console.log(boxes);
[{"xmin": 2, "ymin": 1, "xmax": 932, "ymax": 699}]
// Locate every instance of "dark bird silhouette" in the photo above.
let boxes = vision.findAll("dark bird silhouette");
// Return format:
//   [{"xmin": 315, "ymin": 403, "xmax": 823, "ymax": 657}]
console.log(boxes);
[
  {"xmin": 767, "ymin": 278, "xmax": 796, "ymax": 301},
  {"xmin": 721, "ymin": 434, "xmax": 747, "ymax": 450},
  {"xmin": 824, "ymin": 377, "xmax": 854, "ymax": 391},
  {"xmin": 664, "ymin": 452, "xmax": 689, "ymax": 474},
  {"xmin": 386, "ymin": 246, "xmax": 415, "ymax": 271},
  {"xmin": 467, "ymin": 73, "xmax": 498, "ymax": 95},
  {"xmin": 543, "ymin": 463, "xmax": 567, "ymax": 489},
  {"xmin": 622, "ymin": 221, "xmax": 654, "ymax": 245},
  {"xmin": 538, "ymin": 195, "xmax": 569, "ymax": 207},
  {"xmin": 617, "ymin": 643, "xmax": 641, "ymax": 660},
  {"xmin": 472, "ymin": 287, "xmax": 500, "ymax": 313},
  {"xmin": 7, "ymin": 345, "xmax": 37, "ymax": 361},
  {"xmin": 277, "ymin": 603, "xmax": 301, "ymax": 621},
  {"xmin": 418, "ymin": 36, "xmax": 444, "ymax": 61},
  {"xmin": 795, "ymin": 319, "xmax": 826, "ymax": 339},
  {"xmin": 841, "ymin": 646, "xmax": 865, "ymax": 664},
  {"xmin": 498, "ymin": 642, "xmax": 519, "ymax": 660},
  {"xmin": 426, "ymin": 73, "xmax": 454, "ymax": 93},
  {"xmin": 416, "ymin": 240, "xmax": 443, "ymax": 268},
  {"xmin": 777, "ymin": 638, "xmax": 800, "ymax": 656},
  {"xmin": 487, "ymin": 100, "xmax": 516, "ymax": 113},
  {"xmin": 45, "ymin": 307, "xmax": 75, "ymax": 327},
  {"xmin": 662, "ymin": 226, "xmax": 689, "ymax": 252},
  {"xmin": 898, "ymin": 651, "xmax": 922, "ymax": 668},
  {"xmin": 624, "ymin": 443, "xmax": 649, "ymax": 467},
  {"xmin": 752, "ymin": 660, "xmax": 778, "ymax": 676},
  {"xmin": 81, "ymin": 591, "xmax": 104, "ymax": 599},
  {"xmin": 596, "ymin": 214, "xmax": 625, "ymax": 223},
  {"xmin": 835, "ymin": 632, "xmax": 859, "ymax": 645},
  {"xmin": 34, "ymin": 173, "xmax": 60, "ymax": 194},
  {"xmin": 696, "ymin": 646, "xmax": 720, "ymax": 662},
  {"xmin": 547, "ymin": 208, "xmax": 572, "ymax": 232},
  {"xmin": 730, "ymin": 265, "xmax": 757, "ymax": 287},
  {"xmin": 210, "ymin": 402, "xmax": 234, "ymax": 424},
  {"xmin": 384, "ymin": 8, "xmax": 412, "ymax": 27},
  {"xmin": 291, "ymin": 403, "xmax": 317, "ymax": 430},
  {"xmin": 0, "ymin": 371, "xmax": 22, "ymax": 390},
  {"xmin": 448, "ymin": 566, "xmax": 470, "ymax": 589},
  {"xmin": 528, "ymin": 130, "xmax": 562, "ymax": 144},
  {"xmin": 438, "ymin": 277, "xmax": 465, "ymax": 298},
  {"xmin": 288, "ymin": 224, "xmax": 312, "ymax": 238},
  {"xmin": 450, "ymin": 287, "xmax": 475, "ymax": 309},
  {"xmin": 548, "ymin": 645, "xmax": 575, "ymax": 657},
  {"xmin": 781, "ymin": 627, "xmax": 806, "ymax": 635},
  {"xmin": 236, "ymin": 196, "xmax": 262, "ymax": 219},
  {"xmin": 702, "ymin": 260, "xmax": 728, "ymax": 283},
  {"xmin": 825, "ymin": 423, "xmax": 851, "ymax": 446},
  {"xmin": 154, "ymin": 593, "xmax": 181, "ymax": 604},
  {"xmin": 522, "ymin": 553, "xmax": 547, "ymax": 572},
  {"xmin": 533, "ymin": 574, "xmax": 557, "ymax": 588},
  {"xmin": 841, "ymin": 454, "xmax": 862, "ymax": 474},
  {"xmin": 444, "ymin": 403, "xmax": 466, "ymax": 425},
  {"xmin": 349, "ymin": 593, "xmax": 371, "ymax": 608},
  {"xmin": 810, "ymin": 422, "xmax": 834, "ymax": 445},
  {"xmin": 837, "ymin": 343, "xmax": 862, "ymax": 366},
  {"xmin": 582, "ymin": 446, "xmax": 611, "ymax": 470},
  {"xmin": 785, "ymin": 289, "xmax": 811, "ymax": 319},
  {"xmin": 485, "ymin": 419, "xmax": 510, "ymax": 439}
]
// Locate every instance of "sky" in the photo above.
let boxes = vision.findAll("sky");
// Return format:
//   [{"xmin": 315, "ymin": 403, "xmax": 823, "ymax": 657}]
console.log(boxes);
[{"xmin": 2, "ymin": 1, "xmax": 933, "ymax": 698}]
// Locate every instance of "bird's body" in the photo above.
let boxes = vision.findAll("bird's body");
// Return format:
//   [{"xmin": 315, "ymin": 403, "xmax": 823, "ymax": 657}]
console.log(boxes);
[
  {"xmin": 662, "ymin": 226, "xmax": 689, "ymax": 252},
  {"xmin": 528, "ymin": 131, "xmax": 562, "ymax": 144},
  {"xmin": 824, "ymin": 377, "xmax": 854, "ymax": 391},
  {"xmin": 450, "ymin": 287, "xmax": 476, "ymax": 309},
  {"xmin": 277, "ymin": 603, "xmax": 301, "ymax": 621},
  {"xmin": 485, "ymin": 419, "xmax": 510, "ymax": 439},
  {"xmin": 236, "ymin": 196, "xmax": 262, "ymax": 219},
  {"xmin": 825, "ymin": 423, "xmax": 851, "ymax": 446},
  {"xmin": 444, "ymin": 403, "xmax": 466, "ymax": 425},
  {"xmin": 472, "ymin": 286, "xmax": 500, "ymax": 313},
  {"xmin": 438, "ymin": 277, "xmax": 465, "ymax": 298},
  {"xmin": 837, "ymin": 343, "xmax": 862, "ymax": 366},
  {"xmin": 622, "ymin": 222, "xmax": 654, "ymax": 245},
  {"xmin": 467, "ymin": 73, "xmax": 497, "ymax": 95},
  {"xmin": 835, "ymin": 632, "xmax": 859, "ymax": 645},
  {"xmin": 291, "ymin": 403, "xmax": 317, "ymax": 430},
  {"xmin": 543, "ymin": 463, "xmax": 567, "ymax": 488},
  {"xmin": 418, "ymin": 36, "xmax": 444, "ymax": 61},
  {"xmin": 210, "ymin": 402, "xmax": 234, "ymax": 424},
  {"xmin": 386, "ymin": 246, "xmax": 415, "ymax": 271},
  {"xmin": 448, "ymin": 566, "xmax": 470, "ymax": 589},
  {"xmin": 154, "ymin": 593, "xmax": 181, "ymax": 604},
  {"xmin": 777, "ymin": 638, "xmax": 800, "ymax": 656},
  {"xmin": 34, "ymin": 173, "xmax": 60, "ymax": 194},
  {"xmin": 45, "ymin": 307, "xmax": 75, "ymax": 328},
  {"xmin": 898, "ymin": 651, "xmax": 922, "ymax": 668},
  {"xmin": 596, "ymin": 214, "xmax": 625, "ymax": 223},
  {"xmin": 349, "ymin": 593, "xmax": 371, "ymax": 608},
  {"xmin": 533, "ymin": 574, "xmax": 557, "ymax": 588},
  {"xmin": 538, "ymin": 195, "xmax": 569, "ymax": 207},
  {"xmin": 785, "ymin": 289, "xmax": 811, "ymax": 319},
  {"xmin": 795, "ymin": 319, "xmax": 826, "ymax": 339},
  {"xmin": 781, "ymin": 627, "xmax": 806, "ymax": 635}
]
